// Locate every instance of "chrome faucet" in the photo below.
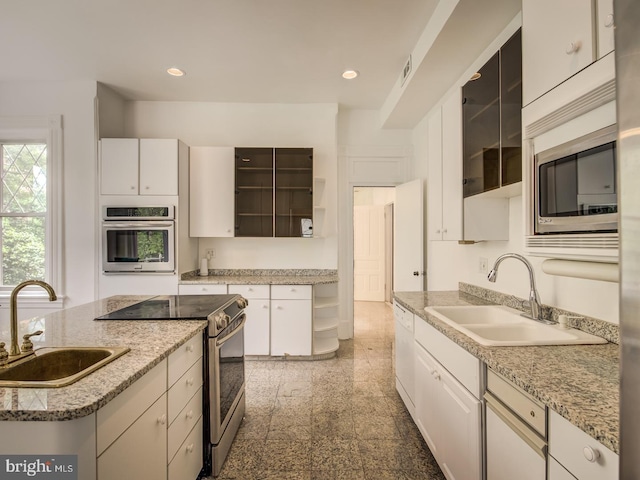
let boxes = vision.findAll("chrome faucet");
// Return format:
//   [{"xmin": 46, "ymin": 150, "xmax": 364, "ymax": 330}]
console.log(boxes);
[
  {"xmin": 487, "ymin": 253, "xmax": 547, "ymax": 323},
  {"xmin": 8, "ymin": 280, "xmax": 57, "ymax": 356}
]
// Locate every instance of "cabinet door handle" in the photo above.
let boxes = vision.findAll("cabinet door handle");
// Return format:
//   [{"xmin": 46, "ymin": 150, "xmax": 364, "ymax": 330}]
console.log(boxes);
[
  {"xmin": 186, "ymin": 377, "xmax": 195, "ymax": 387},
  {"xmin": 604, "ymin": 14, "xmax": 614, "ymax": 28},
  {"xmin": 186, "ymin": 443, "xmax": 194, "ymax": 454},
  {"xmin": 157, "ymin": 414, "xmax": 167, "ymax": 425},
  {"xmin": 566, "ymin": 41, "xmax": 581, "ymax": 54},
  {"xmin": 432, "ymin": 371, "xmax": 441, "ymax": 381},
  {"xmin": 276, "ymin": 305, "xmax": 283, "ymax": 310},
  {"xmin": 186, "ymin": 344, "xmax": 194, "ymax": 352},
  {"xmin": 186, "ymin": 410, "xmax": 194, "ymax": 420},
  {"xmin": 583, "ymin": 446, "xmax": 600, "ymax": 462},
  {"xmin": 262, "ymin": 304, "xmax": 269, "ymax": 309},
  {"xmin": 435, "ymin": 229, "xmax": 441, "ymax": 234},
  {"xmin": 443, "ymin": 229, "xmax": 448, "ymax": 234}
]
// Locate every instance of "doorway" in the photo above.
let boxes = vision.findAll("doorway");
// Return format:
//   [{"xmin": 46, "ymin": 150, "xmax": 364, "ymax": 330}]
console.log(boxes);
[{"xmin": 353, "ymin": 187, "xmax": 395, "ymax": 304}]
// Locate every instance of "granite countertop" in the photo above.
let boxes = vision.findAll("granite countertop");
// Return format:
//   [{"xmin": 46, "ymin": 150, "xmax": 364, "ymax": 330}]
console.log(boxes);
[
  {"xmin": 181, "ymin": 268, "xmax": 338, "ymax": 285},
  {"xmin": 393, "ymin": 289, "xmax": 620, "ymax": 455},
  {"xmin": 0, "ymin": 296, "xmax": 207, "ymax": 422}
]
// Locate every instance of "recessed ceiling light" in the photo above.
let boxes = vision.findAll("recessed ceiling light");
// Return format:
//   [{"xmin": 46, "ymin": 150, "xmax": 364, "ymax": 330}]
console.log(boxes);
[
  {"xmin": 342, "ymin": 69, "xmax": 359, "ymax": 80},
  {"xmin": 167, "ymin": 67, "xmax": 186, "ymax": 77},
  {"xmin": 469, "ymin": 72, "xmax": 481, "ymax": 81}
]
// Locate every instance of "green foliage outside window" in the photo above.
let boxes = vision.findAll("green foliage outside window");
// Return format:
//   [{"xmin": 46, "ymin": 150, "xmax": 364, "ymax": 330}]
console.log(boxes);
[{"xmin": 1, "ymin": 143, "xmax": 47, "ymax": 286}]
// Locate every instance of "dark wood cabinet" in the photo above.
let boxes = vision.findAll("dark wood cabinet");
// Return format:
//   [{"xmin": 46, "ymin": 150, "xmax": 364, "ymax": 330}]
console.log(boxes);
[
  {"xmin": 462, "ymin": 29, "xmax": 522, "ymax": 198},
  {"xmin": 234, "ymin": 147, "xmax": 313, "ymax": 237}
]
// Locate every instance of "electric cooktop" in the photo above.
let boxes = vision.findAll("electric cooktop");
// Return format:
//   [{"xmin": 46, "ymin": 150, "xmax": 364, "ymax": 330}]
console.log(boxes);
[{"xmin": 95, "ymin": 294, "xmax": 239, "ymax": 320}]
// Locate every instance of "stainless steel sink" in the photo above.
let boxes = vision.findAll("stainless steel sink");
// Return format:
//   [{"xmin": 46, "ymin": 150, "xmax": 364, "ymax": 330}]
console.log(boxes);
[
  {"xmin": 425, "ymin": 305, "xmax": 608, "ymax": 346},
  {"xmin": 0, "ymin": 346, "xmax": 130, "ymax": 388}
]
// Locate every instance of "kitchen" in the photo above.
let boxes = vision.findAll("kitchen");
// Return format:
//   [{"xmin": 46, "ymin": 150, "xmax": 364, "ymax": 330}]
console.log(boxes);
[{"xmin": 0, "ymin": 0, "xmax": 636, "ymax": 479}]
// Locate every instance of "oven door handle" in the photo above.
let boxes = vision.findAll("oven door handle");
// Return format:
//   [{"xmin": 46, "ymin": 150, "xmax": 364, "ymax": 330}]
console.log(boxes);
[
  {"xmin": 216, "ymin": 315, "xmax": 246, "ymax": 347},
  {"xmin": 103, "ymin": 222, "xmax": 174, "ymax": 228}
]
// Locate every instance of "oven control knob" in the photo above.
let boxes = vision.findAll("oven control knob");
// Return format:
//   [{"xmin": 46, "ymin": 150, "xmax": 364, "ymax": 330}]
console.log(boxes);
[
  {"xmin": 215, "ymin": 313, "xmax": 230, "ymax": 330},
  {"xmin": 236, "ymin": 297, "xmax": 248, "ymax": 309}
]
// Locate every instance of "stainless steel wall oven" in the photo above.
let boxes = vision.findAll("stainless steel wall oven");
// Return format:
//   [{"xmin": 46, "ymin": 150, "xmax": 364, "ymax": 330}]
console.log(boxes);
[{"xmin": 102, "ymin": 206, "xmax": 175, "ymax": 273}]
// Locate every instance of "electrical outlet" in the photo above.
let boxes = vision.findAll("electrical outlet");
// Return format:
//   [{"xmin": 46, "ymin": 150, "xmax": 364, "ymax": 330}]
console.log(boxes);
[
  {"xmin": 206, "ymin": 248, "xmax": 216, "ymax": 259},
  {"xmin": 479, "ymin": 257, "xmax": 488, "ymax": 274}
]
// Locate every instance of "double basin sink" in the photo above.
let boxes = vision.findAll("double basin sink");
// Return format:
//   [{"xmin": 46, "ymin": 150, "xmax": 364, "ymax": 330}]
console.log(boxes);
[
  {"xmin": 425, "ymin": 305, "xmax": 607, "ymax": 346},
  {"xmin": 0, "ymin": 346, "xmax": 130, "ymax": 388}
]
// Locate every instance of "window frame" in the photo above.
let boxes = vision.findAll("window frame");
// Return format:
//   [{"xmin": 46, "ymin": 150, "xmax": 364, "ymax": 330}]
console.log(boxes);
[{"xmin": 0, "ymin": 115, "xmax": 62, "ymax": 294}]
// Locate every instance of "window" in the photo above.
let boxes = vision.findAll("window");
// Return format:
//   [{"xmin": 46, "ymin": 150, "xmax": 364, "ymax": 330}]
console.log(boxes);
[{"xmin": 0, "ymin": 116, "xmax": 61, "ymax": 291}]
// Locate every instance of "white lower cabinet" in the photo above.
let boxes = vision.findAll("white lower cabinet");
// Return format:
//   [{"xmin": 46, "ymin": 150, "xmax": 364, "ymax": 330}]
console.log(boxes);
[
  {"xmin": 271, "ymin": 285, "xmax": 312, "ymax": 356},
  {"xmin": 98, "ymin": 393, "xmax": 168, "ymax": 479},
  {"xmin": 229, "ymin": 285, "xmax": 271, "ymax": 355},
  {"xmin": 414, "ymin": 319, "xmax": 481, "ymax": 480},
  {"xmin": 548, "ymin": 410, "xmax": 618, "ymax": 480},
  {"xmin": 97, "ymin": 334, "xmax": 204, "ymax": 480}
]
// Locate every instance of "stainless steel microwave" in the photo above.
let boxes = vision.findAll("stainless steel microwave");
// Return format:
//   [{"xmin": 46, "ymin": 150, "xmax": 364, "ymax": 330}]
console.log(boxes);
[{"xmin": 534, "ymin": 124, "xmax": 618, "ymax": 234}]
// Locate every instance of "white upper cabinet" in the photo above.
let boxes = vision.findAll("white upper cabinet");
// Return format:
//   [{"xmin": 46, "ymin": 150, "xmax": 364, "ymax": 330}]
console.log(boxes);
[
  {"xmin": 100, "ymin": 138, "xmax": 139, "ymax": 195},
  {"xmin": 522, "ymin": 0, "xmax": 595, "ymax": 106},
  {"xmin": 597, "ymin": 0, "xmax": 614, "ymax": 59},
  {"xmin": 427, "ymin": 90, "xmax": 463, "ymax": 241},
  {"xmin": 139, "ymin": 139, "xmax": 179, "ymax": 195},
  {"xmin": 100, "ymin": 138, "xmax": 179, "ymax": 196},
  {"xmin": 189, "ymin": 147, "xmax": 235, "ymax": 237}
]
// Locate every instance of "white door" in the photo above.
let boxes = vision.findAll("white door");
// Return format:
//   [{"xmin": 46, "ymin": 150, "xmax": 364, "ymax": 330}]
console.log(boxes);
[
  {"xmin": 394, "ymin": 179, "xmax": 424, "ymax": 291},
  {"xmin": 353, "ymin": 205, "xmax": 385, "ymax": 301}
]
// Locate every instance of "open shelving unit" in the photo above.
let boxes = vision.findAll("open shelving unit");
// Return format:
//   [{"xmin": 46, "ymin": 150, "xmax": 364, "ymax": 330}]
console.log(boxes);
[{"xmin": 312, "ymin": 282, "xmax": 339, "ymax": 355}]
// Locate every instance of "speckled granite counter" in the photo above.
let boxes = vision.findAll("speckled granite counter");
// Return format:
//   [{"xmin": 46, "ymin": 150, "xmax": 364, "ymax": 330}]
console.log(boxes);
[
  {"xmin": 181, "ymin": 268, "xmax": 338, "ymax": 285},
  {"xmin": 0, "ymin": 296, "xmax": 207, "ymax": 421},
  {"xmin": 393, "ymin": 288, "xmax": 620, "ymax": 454}
]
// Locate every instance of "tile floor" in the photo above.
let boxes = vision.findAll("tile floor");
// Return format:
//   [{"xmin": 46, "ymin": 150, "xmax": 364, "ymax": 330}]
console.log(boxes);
[{"xmin": 213, "ymin": 301, "xmax": 445, "ymax": 480}]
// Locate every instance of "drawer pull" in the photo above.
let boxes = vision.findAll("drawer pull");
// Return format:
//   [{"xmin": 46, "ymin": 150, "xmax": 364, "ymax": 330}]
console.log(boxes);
[
  {"xmin": 157, "ymin": 414, "xmax": 167, "ymax": 425},
  {"xmin": 186, "ymin": 410, "xmax": 194, "ymax": 420},
  {"xmin": 186, "ymin": 377, "xmax": 195, "ymax": 387},
  {"xmin": 186, "ymin": 444, "xmax": 194, "ymax": 454},
  {"xmin": 186, "ymin": 344, "xmax": 194, "ymax": 353},
  {"xmin": 566, "ymin": 41, "xmax": 581, "ymax": 55},
  {"xmin": 530, "ymin": 410, "xmax": 536, "ymax": 418},
  {"xmin": 432, "ymin": 371, "xmax": 441, "ymax": 381},
  {"xmin": 583, "ymin": 446, "xmax": 600, "ymax": 462}
]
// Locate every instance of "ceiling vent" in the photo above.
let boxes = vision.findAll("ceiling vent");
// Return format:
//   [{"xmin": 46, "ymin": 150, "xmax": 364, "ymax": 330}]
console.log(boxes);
[{"xmin": 401, "ymin": 55, "xmax": 412, "ymax": 86}]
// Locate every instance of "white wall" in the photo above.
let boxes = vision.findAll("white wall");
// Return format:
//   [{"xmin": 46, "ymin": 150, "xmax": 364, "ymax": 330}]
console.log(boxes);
[
  {"xmin": 0, "ymin": 80, "xmax": 98, "ymax": 309},
  {"xmin": 123, "ymin": 101, "xmax": 339, "ymax": 269}
]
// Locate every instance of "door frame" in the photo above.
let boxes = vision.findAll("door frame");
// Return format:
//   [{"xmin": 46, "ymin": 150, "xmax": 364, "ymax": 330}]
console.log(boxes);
[{"xmin": 337, "ymin": 145, "xmax": 412, "ymax": 339}]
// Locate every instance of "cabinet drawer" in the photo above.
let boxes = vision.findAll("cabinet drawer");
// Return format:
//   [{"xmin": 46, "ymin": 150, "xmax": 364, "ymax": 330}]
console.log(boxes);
[
  {"xmin": 168, "ymin": 358, "xmax": 203, "ymax": 424},
  {"xmin": 178, "ymin": 284, "xmax": 227, "ymax": 295},
  {"xmin": 168, "ymin": 334, "xmax": 203, "ymax": 387},
  {"xmin": 168, "ymin": 387, "xmax": 203, "ymax": 462},
  {"xmin": 228, "ymin": 284, "xmax": 269, "ymax": 298},
  {"xmin": 414, "ymin": 318, "xmax": 481, "ymax": 398},
  {"xmin": 549, "ymin": 410, "xmax": 618, "ymax": 480},
  {"xmin": 168, "ymin": 417, "xmax": 204, "ymax": 480},
  {"xmin": 97, "ymin": 359, "xmax": 167, "ymax": 456},
  {"xmin": 487, "ymin": 368, "xmax": 546, "ymax": 436},
  {"xmin": 98, "ymin": 393, "xmax": 168, "ymax": 480},
  {"xmin": 271, "ymin": 285, "xmax": 312, "ymax": 300}
]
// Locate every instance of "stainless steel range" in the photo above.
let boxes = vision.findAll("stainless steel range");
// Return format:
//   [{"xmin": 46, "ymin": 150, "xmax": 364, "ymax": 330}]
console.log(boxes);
[{"xmin": 96, "ymin": 293, "xmax": 248, "ymax": 477}]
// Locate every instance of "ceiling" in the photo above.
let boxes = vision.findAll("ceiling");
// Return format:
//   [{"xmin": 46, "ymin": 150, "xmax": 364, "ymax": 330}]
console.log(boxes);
[
  {"xmin": 0, "ymin": 0, "xmax": 438, "ymax": 110},
  {"xmin": 1, "ymin": 0, "xmax": 524, "ymax": 128}
]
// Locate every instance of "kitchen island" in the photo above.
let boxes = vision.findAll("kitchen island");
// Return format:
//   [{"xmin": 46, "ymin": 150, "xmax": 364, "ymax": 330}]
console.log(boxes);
[{"xmin": 0, "ymin": 295, "xmax": 209, "ymax": 480}]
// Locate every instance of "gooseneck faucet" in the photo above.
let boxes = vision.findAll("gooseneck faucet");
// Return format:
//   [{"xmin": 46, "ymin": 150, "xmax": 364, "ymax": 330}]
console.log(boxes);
[
  {"xmin": 487, "ymin": 253, "xmax": 544, "ymax": 322},
  {"xmin": 9, "ymin": 280, "xmax": 57, "ymax": 356}
]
